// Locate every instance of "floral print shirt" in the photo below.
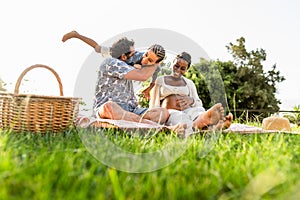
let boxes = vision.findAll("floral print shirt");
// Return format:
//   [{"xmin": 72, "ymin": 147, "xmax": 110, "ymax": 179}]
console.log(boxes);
[{"xmin": 93, "ymin": 57, "xmax": 137, "ymax": 112}]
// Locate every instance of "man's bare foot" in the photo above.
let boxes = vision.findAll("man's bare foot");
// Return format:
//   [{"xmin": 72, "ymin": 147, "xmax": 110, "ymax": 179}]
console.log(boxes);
[
  {"xmin": 223, "ymin": 113, "xmax": 233, "ymax": 129},
  {"xmin": 208, "ymin": 112, "xmax": 234, "ymax": 130},
  {"xmin": 193, "ymin": 103, "xmax": 224, "ymax": 130},
  {"xmin": 62, "ymin": 31, "xmax": 78, "ymax": 42}
]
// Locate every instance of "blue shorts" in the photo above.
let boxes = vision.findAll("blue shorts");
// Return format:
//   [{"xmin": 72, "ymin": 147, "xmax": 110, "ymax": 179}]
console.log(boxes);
[{"xmin": 119, "ymin": 104, "xmax": 148, "ymax": 115}]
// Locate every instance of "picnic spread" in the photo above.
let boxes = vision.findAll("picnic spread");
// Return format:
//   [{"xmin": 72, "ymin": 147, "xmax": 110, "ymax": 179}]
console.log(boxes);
[
  {"xmin": 0, "ymin": 65, "xmax": 298, "ymax": 135},
  {"xmin": 75, "ymin": 115, "xmax": 299, "ymax": 135}
]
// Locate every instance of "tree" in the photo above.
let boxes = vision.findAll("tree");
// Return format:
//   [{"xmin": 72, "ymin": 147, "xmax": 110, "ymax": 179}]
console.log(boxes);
[
  {"xmin": 186, "ymin": 37, "xmax": 285, "ymax": 120},
  {"xmin": 137, "ymin": 37, "xmax": 284, "ymax": 121},
  {"xmin": 185, "ymin": 59, "xmax": 227, "ymax": 110},
  {"xmin": 283, "ymin": 105, "xmax": 300, "ymax": 126}
]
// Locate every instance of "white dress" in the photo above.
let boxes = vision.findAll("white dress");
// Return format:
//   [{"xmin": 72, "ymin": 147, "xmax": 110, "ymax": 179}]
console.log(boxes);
[{"xmin": 150, "ymin": 76, "xmax": 206, "ymax": 128}]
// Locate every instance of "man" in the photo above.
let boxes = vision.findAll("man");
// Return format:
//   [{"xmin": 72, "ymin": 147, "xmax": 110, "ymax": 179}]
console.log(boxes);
[
  {"xmin": 62, "ymin": 31, "xmax": 159, "ymax": 98},
  {"xmin": 62, "ymin": 31, "xmax": 168, "ymax": 125}
]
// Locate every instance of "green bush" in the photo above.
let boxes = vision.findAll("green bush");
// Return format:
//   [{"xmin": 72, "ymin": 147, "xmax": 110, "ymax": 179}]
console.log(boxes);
[
  {"xmin": 283, "ymin": 105, "xmax": 300, "ymax": 126},
  {"xmin": 185, "ymin": 37, "xmax": 285, "ymax": 121},
  {"xmin": 139, "ymin": 37, "xmax": 285, "ymax": 122}
]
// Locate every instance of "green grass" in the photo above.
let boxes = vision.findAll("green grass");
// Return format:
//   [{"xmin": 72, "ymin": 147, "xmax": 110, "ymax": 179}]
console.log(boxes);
[{"xmin": 0, "ymin": 126, "xmax": 300, "ymax": 200}]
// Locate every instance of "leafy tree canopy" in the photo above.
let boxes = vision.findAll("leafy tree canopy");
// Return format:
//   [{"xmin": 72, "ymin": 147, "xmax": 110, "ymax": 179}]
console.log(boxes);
[{"xmin": 185, "ymin": 37, "xmax": 285, "ymax": 120}]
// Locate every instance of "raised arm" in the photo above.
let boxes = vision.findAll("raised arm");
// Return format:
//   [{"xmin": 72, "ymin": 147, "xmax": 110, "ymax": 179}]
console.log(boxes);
[
  {"xmin": 62, "ymin": 31, "xmax": 98, "ymax": 47},
  {"xmin": 149, "ymin": 81, "xmax": 162, "ymax": 109},
  {"xmin": 62, "ymin": 31, "xmax": 109, "ymax": 55}
]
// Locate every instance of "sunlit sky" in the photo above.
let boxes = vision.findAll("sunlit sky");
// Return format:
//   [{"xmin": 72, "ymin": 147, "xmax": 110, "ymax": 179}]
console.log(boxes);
[{"xmin": 1, "ymin": 0, "xmax": 299, "ymax": 110}]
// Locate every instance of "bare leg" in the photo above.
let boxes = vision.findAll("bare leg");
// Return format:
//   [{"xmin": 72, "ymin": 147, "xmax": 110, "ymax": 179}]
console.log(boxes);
[
  {"xmin": 193, "ymin": 103, "xmax": 225, "ymax": 130},
  {"xmin": 98, "ymin": 101, "xmax": 158, "ymax": 125},
  {"xmin": 142, "ymin": 107, "xmax": 169, "ymax": 124},
  {"xmin": 82, "ymin": 101, "xmax": 187, "ymax": 135}
]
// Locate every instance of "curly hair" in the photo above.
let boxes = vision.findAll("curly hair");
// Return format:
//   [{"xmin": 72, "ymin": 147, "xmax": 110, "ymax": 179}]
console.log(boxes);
[
  {"xmin": 110, "ymin": 37, "xmax": 135, "ymax": 59},
  {"xmin": 148, "ymin": 44, "xmax": 165, "ymax": 63}
]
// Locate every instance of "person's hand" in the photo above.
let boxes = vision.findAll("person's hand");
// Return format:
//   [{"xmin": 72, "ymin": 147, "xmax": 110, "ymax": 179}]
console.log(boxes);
[
  {"xmin": 141, "ymin": 82, "xmax": 155, "ymax": 100},
  {"xmin": 161, "ymin": 94, "xmax": 192, "ymax": 111},
  {"xmin": 62, "ymin": 31, "xmax": 78, "ymax": 42},
  {"xmin": 141, "ymin": 87, "xmax": 151, "ymax": 100},
  {"xmin": 134, "ymin": 64, "xmax": 142, "ymax": 69},
  {"xmin": 175, "ymin": 95, "xmax": 194, "ymax": 110}
]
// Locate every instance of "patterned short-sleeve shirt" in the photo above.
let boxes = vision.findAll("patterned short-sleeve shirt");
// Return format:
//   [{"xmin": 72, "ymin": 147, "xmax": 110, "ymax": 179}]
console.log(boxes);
[{"xmin": 93, "ymin": 57, "xmax": 138, "ymax": 111}]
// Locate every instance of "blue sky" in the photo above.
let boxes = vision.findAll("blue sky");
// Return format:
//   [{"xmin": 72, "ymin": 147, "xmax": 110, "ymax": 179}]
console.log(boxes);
[{"xmin": 1, "ymin": 0, "xmax": 299, "ymax": 110}]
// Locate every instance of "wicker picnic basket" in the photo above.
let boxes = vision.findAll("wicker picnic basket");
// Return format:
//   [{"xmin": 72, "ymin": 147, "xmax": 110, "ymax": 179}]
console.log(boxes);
[{"xmin": 0, "ymin": 64, "xmax": 81, "ymax": 133}]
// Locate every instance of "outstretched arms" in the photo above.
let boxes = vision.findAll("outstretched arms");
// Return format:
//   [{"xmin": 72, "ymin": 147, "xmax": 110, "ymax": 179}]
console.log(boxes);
[{"xmin": 62, "ymin": 31, "xmax": 98, "ymax": 48}]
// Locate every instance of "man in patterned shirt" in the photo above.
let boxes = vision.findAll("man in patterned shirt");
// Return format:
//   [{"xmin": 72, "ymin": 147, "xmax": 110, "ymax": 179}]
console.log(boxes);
[
  {"xmin": 62, "ymin": 31, "xmax": 169, "ymax": 125},
  {"xmin": 62, "ymin": 30, "xmax": 159, "ymax": 99}
]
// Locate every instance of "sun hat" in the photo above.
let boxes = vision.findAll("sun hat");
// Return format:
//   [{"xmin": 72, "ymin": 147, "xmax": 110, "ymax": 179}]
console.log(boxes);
[{"xmin": 262, "ymin": 115, "xmax": 291, "ymax": 131}]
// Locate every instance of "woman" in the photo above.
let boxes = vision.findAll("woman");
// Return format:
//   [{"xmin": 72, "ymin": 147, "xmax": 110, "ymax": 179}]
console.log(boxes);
[{"xmin": 149, "ymin": 52, "xmax": 233, "ymax": 132}]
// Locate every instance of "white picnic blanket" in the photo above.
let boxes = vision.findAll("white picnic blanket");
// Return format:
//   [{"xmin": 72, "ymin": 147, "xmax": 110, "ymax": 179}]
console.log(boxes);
[
  {"xmin": 95, "ymin": 118, "xmax": 164, "ymax": 129},
  {"xmin": 224, "ymin": 123, "xmax": 299, "ymax": 134},
  {"xmin": 76, "ymin": 116, "xmax": 164, "ymax": 129},
  {"xmin": 76, "ymin": 116, "xmax": 300, "ymax": 135}
]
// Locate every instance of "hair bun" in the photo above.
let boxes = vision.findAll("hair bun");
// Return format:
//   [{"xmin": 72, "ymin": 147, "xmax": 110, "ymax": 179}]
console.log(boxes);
[{"xmin": 177, "ymin": 52, "xmax": 191, "ymax": 66}]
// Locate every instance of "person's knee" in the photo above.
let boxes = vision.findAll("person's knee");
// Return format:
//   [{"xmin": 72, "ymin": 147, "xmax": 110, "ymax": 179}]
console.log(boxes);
[
  {"xmin": 155, "ymin": 107, "xmax": 169, "ymax": 123},
  {"xmin": 98, "ymin": 101, "xmax": 116, "ymax": 118},
  {"xmin": 144, "ymin": 107, "xmax": 169, "ymax": 123}
]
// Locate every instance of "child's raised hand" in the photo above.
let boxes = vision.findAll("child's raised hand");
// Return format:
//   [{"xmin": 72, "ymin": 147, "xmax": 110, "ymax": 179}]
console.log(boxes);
[{"xmin": 62, "ymin": 31, "xmax": 78, "ymax": 42}]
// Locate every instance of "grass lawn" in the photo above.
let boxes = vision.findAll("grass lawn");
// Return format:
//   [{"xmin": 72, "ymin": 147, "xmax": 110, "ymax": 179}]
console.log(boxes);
[{"xmin": 0, "ymin": 125, "xmax": 299, "ymax": 200}]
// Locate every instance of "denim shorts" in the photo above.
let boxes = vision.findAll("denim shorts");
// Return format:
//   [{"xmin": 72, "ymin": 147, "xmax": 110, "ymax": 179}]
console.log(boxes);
[{"xmin": 119, "ymin": 103, "xmax": 148, "ymax": 115}]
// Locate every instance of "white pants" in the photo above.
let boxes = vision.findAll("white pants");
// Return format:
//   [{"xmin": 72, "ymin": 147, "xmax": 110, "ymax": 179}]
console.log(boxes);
[{"xmin": 166, "ymin": 106, "xmax": 205, "ymax": 131}]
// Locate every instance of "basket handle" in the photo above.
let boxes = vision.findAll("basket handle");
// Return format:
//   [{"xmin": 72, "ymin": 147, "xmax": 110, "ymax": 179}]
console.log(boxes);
[{"xmin": 14, "ymin": 64, "xmax": 64, "ymax": 96}]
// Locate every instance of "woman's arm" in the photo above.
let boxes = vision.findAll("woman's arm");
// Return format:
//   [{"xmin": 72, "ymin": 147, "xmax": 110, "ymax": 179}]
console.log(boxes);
[
  {"xmin": 149, "ymin": 79, "xmax": 163, "ymax": 109},
  {"xmin": 186, "ymin": 78, "xmax": 203, "ymax": 107}
]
